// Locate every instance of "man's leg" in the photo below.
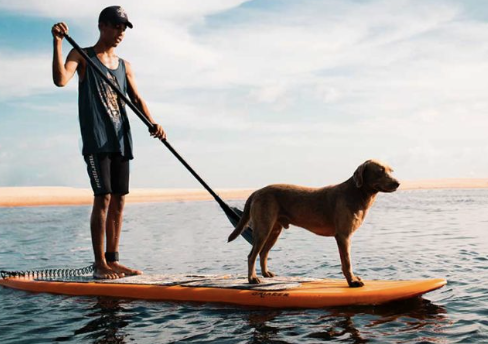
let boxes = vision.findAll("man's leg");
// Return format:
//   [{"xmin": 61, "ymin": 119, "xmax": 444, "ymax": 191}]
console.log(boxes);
[
  {"xmin": 105, "ymin": 194, "xmax": 142, "ymax": 276},
  {"xmin": 91, "ymin": 194, "xmax": 119, "ymax": 279},
  {"xmin": 105, "ymin": 154, "xmax": 142, "ymax": 276}
]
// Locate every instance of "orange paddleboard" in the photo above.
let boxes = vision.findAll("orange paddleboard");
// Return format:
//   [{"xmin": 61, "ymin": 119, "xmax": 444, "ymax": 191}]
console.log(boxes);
[{"xmin": 0, "ymin": 275, "xmax": 446, "ymax": 308}]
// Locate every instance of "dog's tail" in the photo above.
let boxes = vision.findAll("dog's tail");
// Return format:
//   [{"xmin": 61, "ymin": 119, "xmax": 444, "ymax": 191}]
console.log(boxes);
[{"xmin": 227, "ymin": 192, "xmax": 255, "ymax": 243}]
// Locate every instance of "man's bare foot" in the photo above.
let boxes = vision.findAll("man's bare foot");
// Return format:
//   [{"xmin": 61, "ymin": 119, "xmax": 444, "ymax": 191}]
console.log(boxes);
[
  {"xmin": 93, "ymin": 264, "xmax": 121, "ymax": 279},
  {"xmin": 107, "ymin": 262, "xmax": 143, "ymax": 277}
]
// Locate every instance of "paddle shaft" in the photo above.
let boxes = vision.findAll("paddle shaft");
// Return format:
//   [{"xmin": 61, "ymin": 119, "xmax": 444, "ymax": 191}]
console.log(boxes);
[{"xmin": 63, "ymin": 34, "xmax": 249, "ymax": 240}]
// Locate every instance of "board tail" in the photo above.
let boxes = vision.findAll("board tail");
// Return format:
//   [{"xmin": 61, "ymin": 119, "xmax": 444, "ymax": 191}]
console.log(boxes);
[{"xmin": 228, "ymin": 193, "xmax": 254, "ymax": 242}]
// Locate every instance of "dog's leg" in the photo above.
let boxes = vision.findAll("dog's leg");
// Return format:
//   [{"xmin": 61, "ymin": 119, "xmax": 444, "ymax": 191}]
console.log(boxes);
[
  {"xmin": 248, "ymin": 239, "xmax": 267, "ymax": 284},
  {"xmin": 247, "ymin": 205, "xmax": 276, "ymax": 284},
  {"xmin": 335, "ymin": 234, "xmax": 364, "ymax": 288},
  {"xmin": 248, "ymin": 226, "xmax": 270, "ymax": 284},
  {"xmin": 259, "ymin": 223, "xmax": 283, "ymax": 278}
]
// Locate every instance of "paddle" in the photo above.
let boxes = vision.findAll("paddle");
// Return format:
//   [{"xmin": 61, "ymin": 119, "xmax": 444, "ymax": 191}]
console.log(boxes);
[{"xmin": 63, "ymin": 34, "xmax": 253, "ymax": 244}]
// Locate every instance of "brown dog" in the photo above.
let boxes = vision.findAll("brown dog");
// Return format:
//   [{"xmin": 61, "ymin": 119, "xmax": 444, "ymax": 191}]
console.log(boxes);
[{"xmin": 228, "ymin": 159, "xmax": 400, "ymax": 287}]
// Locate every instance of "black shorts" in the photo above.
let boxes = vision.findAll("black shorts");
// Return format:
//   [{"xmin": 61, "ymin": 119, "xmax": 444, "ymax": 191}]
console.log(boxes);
[{"xmin": 84, "ymin": 153, "xmax": 130, "ymax": 196}]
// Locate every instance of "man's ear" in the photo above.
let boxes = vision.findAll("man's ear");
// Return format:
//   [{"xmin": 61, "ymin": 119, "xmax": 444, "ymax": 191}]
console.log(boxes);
[
  {"xmin": 98, "ymin": 22, "xmax": 107, "ymax": 31},
  {"xmin": 353, "ymin": 161, "xmax": 369, "ymax": 188}
]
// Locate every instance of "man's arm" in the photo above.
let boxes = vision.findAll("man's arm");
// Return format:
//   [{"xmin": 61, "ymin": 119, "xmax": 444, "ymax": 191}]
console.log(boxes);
[
  {"xmin": 126, "ymin": 60, "xmax": 166, "ymax": 140},
  {"xmin": 52, "ymin": 22, "xmax": 82, "ymax": 87}
]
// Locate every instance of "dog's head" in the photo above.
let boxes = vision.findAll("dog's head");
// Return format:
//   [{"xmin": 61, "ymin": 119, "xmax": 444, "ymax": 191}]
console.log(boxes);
[{"xmin": 352, "ymin": 160, "xmax": 400, "ymax": 193}]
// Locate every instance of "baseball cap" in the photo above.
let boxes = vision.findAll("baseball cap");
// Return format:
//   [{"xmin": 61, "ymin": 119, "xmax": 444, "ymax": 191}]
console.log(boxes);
[{"xmin": 99, "ymin": 6, "xmax": 133, "ymax": 29}]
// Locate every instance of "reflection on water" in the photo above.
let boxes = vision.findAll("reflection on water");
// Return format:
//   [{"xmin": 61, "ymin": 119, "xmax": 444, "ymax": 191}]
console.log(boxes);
[
  {"xmin": 242, "ymin": 297, "xmax": 448, "ymax": 344},
  {"xmin": 247, "ymin": 311, "xmax": 282, "ymax": 343},
  {"xmin": 324, "ymin": 298, "xmax": 448, "ymax": 343},
  {"xmin": 1, "ymin": 189, "xmax": 488, "ymax": 343},
  {"xmin": 54, "ymin": 296, "xmax": 447, "ymax": 344},
  {"xmin": 73, "ymin": 299, "xmax": 129, "ymax": 343},
  {"xmin": 306, "ymin": 316, "xmax": 366, "ymax": 343}
]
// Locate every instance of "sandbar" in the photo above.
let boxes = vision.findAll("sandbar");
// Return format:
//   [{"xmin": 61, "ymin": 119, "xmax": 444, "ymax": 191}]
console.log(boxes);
[{"xmin": 0, "ymin": 179, "xmax": 487, "ymax": 207}]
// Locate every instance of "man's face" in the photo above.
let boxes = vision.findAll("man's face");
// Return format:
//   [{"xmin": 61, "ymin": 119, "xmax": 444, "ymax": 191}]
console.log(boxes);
[{"xmin": 99, "ymin": 22, "xmax": 127, "ymax": 47}]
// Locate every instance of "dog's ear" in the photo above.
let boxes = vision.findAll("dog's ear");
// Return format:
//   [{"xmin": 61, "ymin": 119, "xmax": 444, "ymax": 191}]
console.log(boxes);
[{"xmin": 353, "ymin": 161, "xmax": 369, "ymax": 188}]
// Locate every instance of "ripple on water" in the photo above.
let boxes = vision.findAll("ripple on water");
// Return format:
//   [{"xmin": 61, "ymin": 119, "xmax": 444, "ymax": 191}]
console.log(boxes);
[{"xmin": 1, "ymin": 189, "xmax": 488, "ymax": 343}]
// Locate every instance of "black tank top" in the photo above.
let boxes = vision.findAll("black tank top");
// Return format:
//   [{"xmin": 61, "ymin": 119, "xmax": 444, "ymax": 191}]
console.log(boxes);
[{"xmin": 78, "ymin": 47, "xmax": 133, "ymax": 159}]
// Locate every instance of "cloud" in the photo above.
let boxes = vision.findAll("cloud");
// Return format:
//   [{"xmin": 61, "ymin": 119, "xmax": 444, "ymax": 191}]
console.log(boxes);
[
  {"xmin": 0, "ymin": 53, "xmax": 63, "ymax": 100},
  {"xmin": 0, "ymin": 0, "xmax": 251, "ymax": 22},
  {"xmin": 0, "ymin": 0, "xmax": 481, "ymax": 104},
  {"xmin": 1, "ymin": 0, "xmax": 488, "ymax": 187}
]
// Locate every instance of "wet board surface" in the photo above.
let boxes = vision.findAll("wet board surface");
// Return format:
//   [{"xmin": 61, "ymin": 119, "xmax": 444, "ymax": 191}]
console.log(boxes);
[{"xmin": 0, "ymin": 274, "xmax": 447, "ymax": 308}]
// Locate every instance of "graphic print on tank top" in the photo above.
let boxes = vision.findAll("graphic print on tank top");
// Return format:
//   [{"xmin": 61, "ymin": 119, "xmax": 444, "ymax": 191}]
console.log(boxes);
[{"xmin": 98, "ymin": 71, "xmax": 123, "ymax": 131}]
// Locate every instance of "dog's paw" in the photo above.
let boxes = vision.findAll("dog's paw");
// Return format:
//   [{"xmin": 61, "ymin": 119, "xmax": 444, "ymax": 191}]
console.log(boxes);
[
  {"xmin": 262, "ymin": 271, "xmax": 276, "ymax": 278},
  {"xmin": 348, "ymin": 278, "xmax": 365, "ymax": 288},
  {"xmin": 248, "ymin": 276, "xmax": 262, "ymax": 284}
]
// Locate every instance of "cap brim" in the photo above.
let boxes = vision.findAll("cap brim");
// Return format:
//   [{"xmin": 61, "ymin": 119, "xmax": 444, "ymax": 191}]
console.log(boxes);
[{"xmin": 112, "ymin": 18, "xmax": 133, "ymax": 29}]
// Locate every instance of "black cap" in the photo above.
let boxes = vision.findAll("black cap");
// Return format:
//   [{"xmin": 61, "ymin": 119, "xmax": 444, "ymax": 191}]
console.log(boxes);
[{"xmin": 99, "ymin": 6, "xmax": 133, "ymax": 29}]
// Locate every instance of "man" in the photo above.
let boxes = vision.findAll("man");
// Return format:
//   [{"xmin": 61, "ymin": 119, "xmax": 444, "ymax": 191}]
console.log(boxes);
[{"xmin": 52, "ymin": 6, "xmax": 166, "ymax": 279}]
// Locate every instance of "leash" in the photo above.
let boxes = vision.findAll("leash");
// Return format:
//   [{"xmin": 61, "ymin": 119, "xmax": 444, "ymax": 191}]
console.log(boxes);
[{"xmin": 1, "ymin": 265, "xmax": 94, "ymax": 279}]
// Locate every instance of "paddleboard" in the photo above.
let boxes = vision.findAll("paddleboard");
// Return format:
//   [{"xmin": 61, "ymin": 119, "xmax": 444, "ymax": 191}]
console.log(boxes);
[{"xmin": 0, "ymin": 274, "xmax": 446, "ymax": 308}]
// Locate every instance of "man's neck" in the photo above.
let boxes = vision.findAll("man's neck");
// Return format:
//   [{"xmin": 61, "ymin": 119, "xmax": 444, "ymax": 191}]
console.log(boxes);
[{"xmin": 93, "ymin": 40, "xmax": 116, "ymax": 56}]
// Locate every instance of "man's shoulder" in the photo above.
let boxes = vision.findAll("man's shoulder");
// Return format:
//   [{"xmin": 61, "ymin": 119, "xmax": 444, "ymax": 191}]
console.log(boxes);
[
  {"xmin": 81, "ymin": 46, "xmax": 95, "ymax": 56},
  {"xmin": 66, "ymin": 46, "xmax": 85, "ymax": 64},
  {"xmin": 67, "ymin": 46, "xmax": 94, "ymax": 58},
  {"xmin": 122, "ymin": 59, "xmax": 132, "ymax": 73}
]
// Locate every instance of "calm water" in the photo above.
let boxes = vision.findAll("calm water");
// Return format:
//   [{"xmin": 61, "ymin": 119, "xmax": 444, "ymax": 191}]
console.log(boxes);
[{"xmin": 1, "ymin": 189, "xmax": 487, "ymax": 343}]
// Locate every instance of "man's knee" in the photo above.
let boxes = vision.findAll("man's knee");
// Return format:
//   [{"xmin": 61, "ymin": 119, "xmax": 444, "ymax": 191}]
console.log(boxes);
[
  {"xmin": 110, "ymin": 194, "xmax": 126, "ymax": 211},
  {"xmin": 94, "ymin": 194, "xmax": 111, "ymax": 210}
]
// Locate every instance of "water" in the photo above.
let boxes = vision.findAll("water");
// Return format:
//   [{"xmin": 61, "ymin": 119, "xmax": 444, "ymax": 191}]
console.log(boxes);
[{"xmin": 0, "ymin": 189, "xmax": 487, "ymax": 343}]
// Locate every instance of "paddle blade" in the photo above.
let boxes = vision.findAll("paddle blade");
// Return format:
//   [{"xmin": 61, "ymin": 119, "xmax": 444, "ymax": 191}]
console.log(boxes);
[{"xmin": 222, "ymin": 206, "xmax": 253, "ymax": 244}]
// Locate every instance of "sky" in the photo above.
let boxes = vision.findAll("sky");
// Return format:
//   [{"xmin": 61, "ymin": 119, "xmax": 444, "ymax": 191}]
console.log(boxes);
[{"xmin": 0, "ymin": 0, "xmax": 487, "ymax": 190}]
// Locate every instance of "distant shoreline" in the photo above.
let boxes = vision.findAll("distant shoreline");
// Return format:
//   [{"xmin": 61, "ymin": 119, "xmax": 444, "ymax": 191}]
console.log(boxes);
[{"xmin": 1, "ymin": 179, "xmax": 487, "ymax": 207}]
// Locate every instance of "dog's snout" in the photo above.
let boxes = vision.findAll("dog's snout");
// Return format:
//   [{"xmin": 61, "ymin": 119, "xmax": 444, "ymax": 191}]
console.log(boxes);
[{"xmin": 390, "ymin": 180, "xmax": 400, "ymax": 189}]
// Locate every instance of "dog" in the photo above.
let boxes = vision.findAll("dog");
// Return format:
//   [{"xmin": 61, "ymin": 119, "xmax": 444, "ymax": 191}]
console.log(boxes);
[{"xmin": 228, "ymin": 159, "xmax": 400, "ymax": 287}]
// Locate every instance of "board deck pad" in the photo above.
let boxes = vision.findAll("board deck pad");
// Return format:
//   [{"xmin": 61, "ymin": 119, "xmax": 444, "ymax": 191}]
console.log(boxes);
[
  {"xmin": 36, "ymin": 274, "xmax": 318, "ymax": 291},
  {"xmin": 0, "ymin": 274, "xmax": 447, "ymax": 308}
]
